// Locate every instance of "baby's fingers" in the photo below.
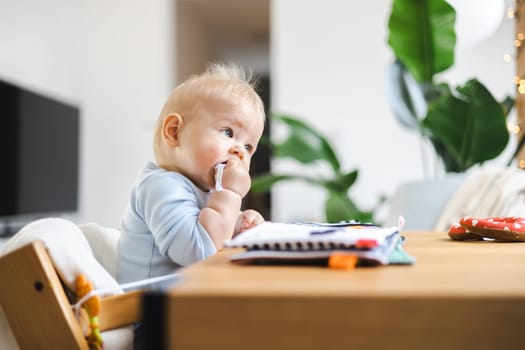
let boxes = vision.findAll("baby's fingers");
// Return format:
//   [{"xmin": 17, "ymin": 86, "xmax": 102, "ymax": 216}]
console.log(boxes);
[{"xmin": 226, "ymin": 158, "xmax": 241, "ymax": 168}]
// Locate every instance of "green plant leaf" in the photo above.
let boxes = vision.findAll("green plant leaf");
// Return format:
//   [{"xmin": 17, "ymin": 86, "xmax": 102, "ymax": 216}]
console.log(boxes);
[
  {"xmin": 325, "ymin": 192, "xmax": 373, "ymax": 223},
  {"xmin": 429, "ymin": 138, "xmax": 462, "ymax": 173},
  {"xmin": 386, "ymin": 61, "xmax": 423, "ymax": 130},
  {"xmin": 251, "ymin": 113, "xmax": 376, "ymax": 223},
  {"xmin": 500, "ymin": 95, "xmax": 515, "ymax": 117},
  {"xmin": 273, "ymin": 114, "xmax": 341, "ymax": 171},
  {"xmin": 251, "ymin": 173, "xmax": 329, "ymax": 192},
  {"xmin": 422, "ymin": 79, "xmax": 509, "ymax": 171},
  {"xmin": 339, "ymin": 169, "xmax": 359, "ymax": 188},
  {"xmin": 387, "ymin": 0, "xmax": 456, "ymax": 82},
  {"xmin": 251, "ymin": 174, "xmax": 299, "ymax": 193},
  {"xmin": 323, "ymin": 169, "xmax": 359, "ymax": 192},
  {"xmin": 325, "ymin": 192, "xmax": 359, "ymax": 222}
]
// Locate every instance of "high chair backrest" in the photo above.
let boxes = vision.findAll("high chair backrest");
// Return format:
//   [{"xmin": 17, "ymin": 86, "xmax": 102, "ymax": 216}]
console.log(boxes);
[{"xmin": 0, "ymin": 241, "xmax": 142, "ymax": 350}]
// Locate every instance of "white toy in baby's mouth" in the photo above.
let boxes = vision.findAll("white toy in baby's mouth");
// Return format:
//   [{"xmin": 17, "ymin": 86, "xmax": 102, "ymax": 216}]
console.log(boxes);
[{"xmin": 214, "ymin": 163, "xmax": 225, "ymax": 191}]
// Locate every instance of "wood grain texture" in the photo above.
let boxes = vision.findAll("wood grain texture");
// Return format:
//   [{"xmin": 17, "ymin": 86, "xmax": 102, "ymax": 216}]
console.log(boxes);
[
  {"xmin": 0, "ymin": 241, "xmax": 89, "ymax": 350},
  {"xmin": 99, "ymin": 289, "xmax": 142, "ymax": 331}
]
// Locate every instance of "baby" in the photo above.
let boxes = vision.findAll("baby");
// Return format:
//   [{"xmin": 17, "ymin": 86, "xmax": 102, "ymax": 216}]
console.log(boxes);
[{"xmin": 117, "ymin": 63, "xmax": 266, "ymax": 283}]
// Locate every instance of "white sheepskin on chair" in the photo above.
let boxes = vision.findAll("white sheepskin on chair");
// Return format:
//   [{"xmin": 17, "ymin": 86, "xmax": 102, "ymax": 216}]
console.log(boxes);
[
  {"xmin": 2, "ymin": 218, "xmax": 119, "ymax": 292},
  {"xmin": 78, "ymin": 222, "xmax": 121, "ymax": 279}
]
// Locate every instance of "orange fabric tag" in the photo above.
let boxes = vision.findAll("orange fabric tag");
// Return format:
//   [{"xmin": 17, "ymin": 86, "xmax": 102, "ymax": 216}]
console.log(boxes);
[{"xmin": 329, "ymin": 254, "xmax": 358, "ymax": 270}]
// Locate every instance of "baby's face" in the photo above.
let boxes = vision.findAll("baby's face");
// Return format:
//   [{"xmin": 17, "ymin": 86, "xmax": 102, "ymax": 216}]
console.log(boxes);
[{"xmin": 174, "ymin": 98, "xmax": 264, "ymax": 191}]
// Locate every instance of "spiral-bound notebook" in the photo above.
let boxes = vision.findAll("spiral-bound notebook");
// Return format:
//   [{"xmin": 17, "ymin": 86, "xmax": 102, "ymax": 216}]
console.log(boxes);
[{"xmin": 225, "ymin": 222, "xmax": 405, "ymax": 265}]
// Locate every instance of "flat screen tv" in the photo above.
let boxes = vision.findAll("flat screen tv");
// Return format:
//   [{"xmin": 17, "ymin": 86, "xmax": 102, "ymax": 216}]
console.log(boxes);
[{"xmin": 0, "ymin": 79, "xmax": 79, "ymax": 230}]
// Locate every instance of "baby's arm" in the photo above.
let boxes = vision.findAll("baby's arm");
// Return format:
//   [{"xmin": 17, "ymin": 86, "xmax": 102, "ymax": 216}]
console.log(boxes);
[{"xmin": 199, "ymin": 159, "xmax": 251, "ymax": 248}]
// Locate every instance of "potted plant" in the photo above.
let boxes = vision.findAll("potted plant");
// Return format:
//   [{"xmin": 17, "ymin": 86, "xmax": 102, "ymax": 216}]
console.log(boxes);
[
  {"xmin": 252, "ymin": 0, "xmax": 514, "ymax": 227},
  {"xmin": 386, "ymin": 0, "xmax": 514, "ymax": 173},
  {"xmin": 250, "ymin": 114, "xmax": 377, "ymax": 223},
  {"xmin": 383, "ymin": 0, "xmax": 517, "ymax": 229}
]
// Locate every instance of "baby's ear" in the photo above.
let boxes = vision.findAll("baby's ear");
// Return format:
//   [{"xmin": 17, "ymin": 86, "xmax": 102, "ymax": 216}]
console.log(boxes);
[{"xmin": 162, "ymin": 113, "xmax": 183, "ymax": 146}]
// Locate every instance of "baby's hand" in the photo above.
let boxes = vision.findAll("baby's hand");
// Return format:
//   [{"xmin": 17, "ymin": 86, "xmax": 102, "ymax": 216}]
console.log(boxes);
[
  {"xmin": 219, "ymin": 159, "xmax": 251, "ymax": 197},
  {"xmin": 234, "ymin": 209, "xmax": 264, "ymax": 235}
]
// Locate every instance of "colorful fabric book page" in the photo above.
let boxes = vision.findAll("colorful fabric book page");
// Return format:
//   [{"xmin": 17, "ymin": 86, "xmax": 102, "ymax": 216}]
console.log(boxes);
[{"xmin": 225, "ymin": 222, "xmax": 414, "ymax": 266}]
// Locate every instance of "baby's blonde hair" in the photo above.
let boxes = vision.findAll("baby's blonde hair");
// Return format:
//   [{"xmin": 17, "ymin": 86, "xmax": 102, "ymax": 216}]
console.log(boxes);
[{"xmin": 153, "ymin": 62, "xmax": 265, "ymax": 161}]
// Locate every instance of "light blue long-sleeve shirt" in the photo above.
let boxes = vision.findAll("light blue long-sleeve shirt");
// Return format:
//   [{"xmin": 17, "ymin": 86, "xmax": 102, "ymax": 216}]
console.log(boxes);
[{"xmin": 116, "ymin": 162, "xmax": 217, "ymax": 283}]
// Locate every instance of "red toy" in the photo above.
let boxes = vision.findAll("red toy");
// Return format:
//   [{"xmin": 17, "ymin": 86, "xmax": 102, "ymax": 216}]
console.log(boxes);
[{"xmin": 448, "ymin": 216, "xmax": 525, "ymax": 242}]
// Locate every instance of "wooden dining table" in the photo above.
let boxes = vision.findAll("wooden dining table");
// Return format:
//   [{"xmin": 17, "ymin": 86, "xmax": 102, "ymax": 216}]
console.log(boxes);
[{"xmin": 141, "ymin": 231, "xmax": 525, "ymax": 350}]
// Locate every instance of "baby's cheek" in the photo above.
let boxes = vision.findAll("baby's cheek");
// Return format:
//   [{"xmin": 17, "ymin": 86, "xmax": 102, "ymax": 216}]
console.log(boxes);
[
  {"xmin": 238, "ymin": 157, "xmax": 251, "ymax": 173},
  {"xmin": 198, "ymin": 144, "xmax": 221, "ymax": 168},
  {"xmin": 244, "ymin": 159, "xmax": 251, "ymax": 171}
]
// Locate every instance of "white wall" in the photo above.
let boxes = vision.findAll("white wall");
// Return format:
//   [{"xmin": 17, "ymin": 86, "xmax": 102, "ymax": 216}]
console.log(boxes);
[
  {"xmin": 0, "ymin": 0, "xmax": 176, "ymax": 228},
  {"xmin": 270, "ymin": 0, "xmax": 515, "ymax": 222}
]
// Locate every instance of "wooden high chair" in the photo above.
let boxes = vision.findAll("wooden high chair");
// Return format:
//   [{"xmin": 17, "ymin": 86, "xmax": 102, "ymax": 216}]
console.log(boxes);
[{"xmin": 0, "ymin": 241, "xmax": 142, "ymax": 350}]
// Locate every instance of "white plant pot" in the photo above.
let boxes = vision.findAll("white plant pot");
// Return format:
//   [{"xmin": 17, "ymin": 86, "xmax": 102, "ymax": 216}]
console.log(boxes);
[{"xmin": 384, "ymin": 174, "xmax": 466, "ymax": 230}]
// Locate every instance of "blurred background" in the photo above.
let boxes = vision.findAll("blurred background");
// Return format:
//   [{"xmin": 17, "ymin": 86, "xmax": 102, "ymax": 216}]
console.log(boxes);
[{"xmin": 0, "ymin": 0, "xmax": 517, "ymax": 229}]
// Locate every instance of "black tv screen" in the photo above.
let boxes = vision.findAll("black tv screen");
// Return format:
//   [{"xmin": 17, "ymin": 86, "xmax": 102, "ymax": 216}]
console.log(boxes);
[{"xmin": 0, "ymin": 79, "xmax": 79, "ymax": 219}]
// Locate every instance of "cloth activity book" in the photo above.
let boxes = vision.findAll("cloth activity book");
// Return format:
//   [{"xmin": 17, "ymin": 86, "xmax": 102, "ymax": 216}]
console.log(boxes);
[{"xmin": 225, "ymin": 221, "xmax": 413, "ymax": 266}]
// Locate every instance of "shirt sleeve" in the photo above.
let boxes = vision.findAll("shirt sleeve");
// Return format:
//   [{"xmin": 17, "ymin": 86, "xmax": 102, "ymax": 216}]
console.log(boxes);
[{"xmin": 134, "ymin": 173, "xmax": 217, "ymax": 266}]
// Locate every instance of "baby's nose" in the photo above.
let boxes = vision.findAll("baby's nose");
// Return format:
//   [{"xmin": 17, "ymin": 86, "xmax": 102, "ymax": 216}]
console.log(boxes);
[{"xmin": 230, "ymin": 145, "xmax": 245, "ymax": 160}]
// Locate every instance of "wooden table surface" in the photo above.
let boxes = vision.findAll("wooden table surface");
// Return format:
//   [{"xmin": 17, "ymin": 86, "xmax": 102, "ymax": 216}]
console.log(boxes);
[
  {"xmin": 171, "ymin": 231, "xmax": 525, "ymax": 297},
  {"xmin": 143, "ymin": 231, "xmax": 525, "ymax": 350}
]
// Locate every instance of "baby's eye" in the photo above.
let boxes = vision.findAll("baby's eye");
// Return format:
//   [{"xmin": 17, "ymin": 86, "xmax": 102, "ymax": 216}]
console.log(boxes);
[
  {"xmin": 244, "ymin": 144, "xmax": 254, "ymax": 154},
  {"xmin": 222, "ymin": 128, "xmax": 233, "ymax": 138}
]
